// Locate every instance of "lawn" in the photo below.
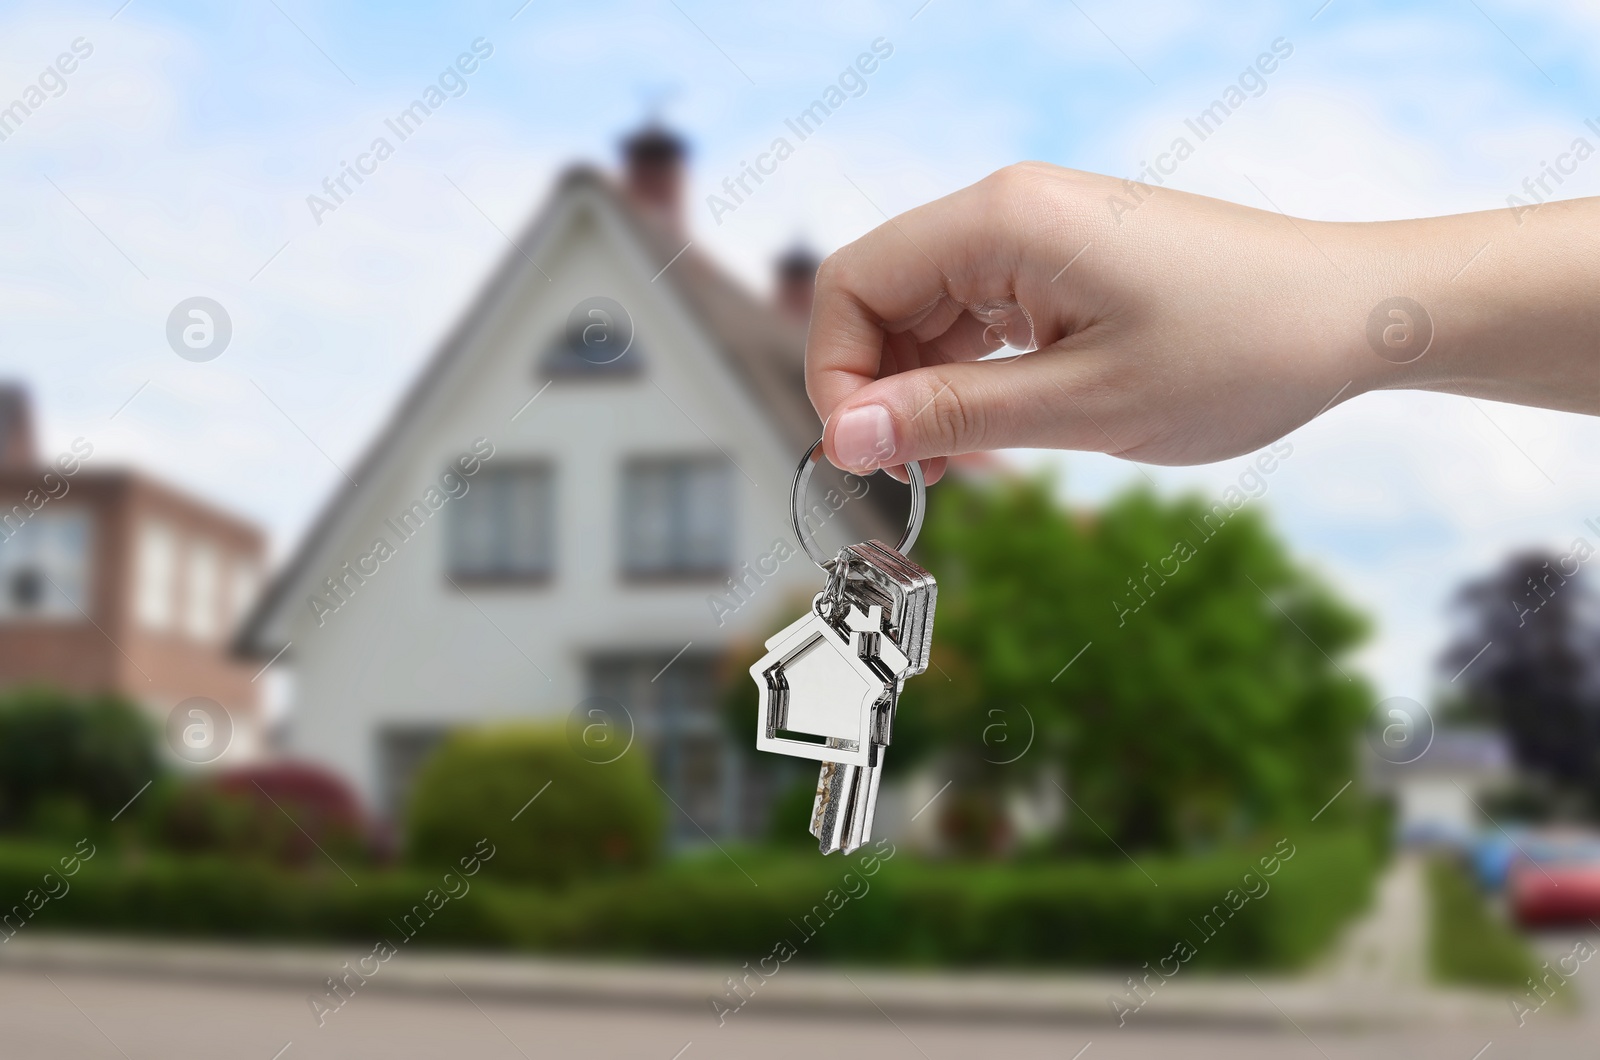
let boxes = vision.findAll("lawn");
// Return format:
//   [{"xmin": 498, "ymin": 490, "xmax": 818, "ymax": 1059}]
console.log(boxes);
[{"xmin": 1426, "ymin": 856, "xmax": 1542, "ymax": 989}]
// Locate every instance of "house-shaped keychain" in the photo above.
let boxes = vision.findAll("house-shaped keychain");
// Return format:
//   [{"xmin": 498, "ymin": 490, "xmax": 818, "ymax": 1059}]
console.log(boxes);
[{"xmin": 751, "ymin": 603, "xmax": 908, "ymax": 768}]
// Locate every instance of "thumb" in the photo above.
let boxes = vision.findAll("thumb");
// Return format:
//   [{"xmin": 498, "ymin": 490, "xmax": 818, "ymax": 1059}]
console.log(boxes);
[{"xmin": 822, "ymin": 352, "xmax": 1099, "ymax": 475}]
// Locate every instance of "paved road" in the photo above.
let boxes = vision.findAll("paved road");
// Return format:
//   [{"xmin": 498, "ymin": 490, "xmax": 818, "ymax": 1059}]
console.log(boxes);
[{"xmin": 0, "ymin": 966, "xmax": 1589, "ymax": 1060}]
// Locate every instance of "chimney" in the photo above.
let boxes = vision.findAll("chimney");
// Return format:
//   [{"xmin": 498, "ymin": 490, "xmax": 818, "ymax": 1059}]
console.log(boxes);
[
  {"xmin": 0, "ymin": 385, "xmax": 37, "ymax": 470},
  {"xmin": 775, "ymin": 243, "xmax": 821, "ymax": 322},
  {"xmin": 621, "ymin": 122, "xmax": 687, "ymax": 234}
]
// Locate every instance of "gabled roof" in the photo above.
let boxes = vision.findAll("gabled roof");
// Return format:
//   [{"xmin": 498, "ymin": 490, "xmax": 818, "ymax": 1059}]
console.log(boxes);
[{"xmin": 236, "ymin": 164, "xmax": 899, "ymax": 656}]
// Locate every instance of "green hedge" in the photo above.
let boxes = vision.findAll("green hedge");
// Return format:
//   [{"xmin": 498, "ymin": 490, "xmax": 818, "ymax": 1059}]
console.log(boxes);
[
  {"xmin": 526, "ymin": 830, "xmax": 1377, "ymax": 968},
  {"xmin": 0, "ymin": 829, "xmax": 1377, "ymax": 969}
]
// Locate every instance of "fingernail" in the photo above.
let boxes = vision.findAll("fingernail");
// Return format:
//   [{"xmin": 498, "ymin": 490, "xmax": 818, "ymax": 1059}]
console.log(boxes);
[{"xmin": 833, "ymin": 404, "xmax": 895, "ymax": 472}]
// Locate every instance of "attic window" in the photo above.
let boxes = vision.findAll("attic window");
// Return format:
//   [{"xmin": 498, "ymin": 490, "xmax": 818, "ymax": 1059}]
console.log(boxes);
[{"xmin": 541, "ymin": 296, "xmax": 642, "ymax": 379}]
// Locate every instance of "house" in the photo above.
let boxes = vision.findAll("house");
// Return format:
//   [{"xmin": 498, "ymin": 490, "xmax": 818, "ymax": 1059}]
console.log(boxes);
[
  {"xmin": 239, "ymin": 124, "xmax": 906, "ymax": 840},
  {"xmin": 1367, "ymin": 727, "xmax": 1513, "ymax": 844},
  {"xmin": 0, "ymin": 385, "xmax": 265, "ymax": 757}
]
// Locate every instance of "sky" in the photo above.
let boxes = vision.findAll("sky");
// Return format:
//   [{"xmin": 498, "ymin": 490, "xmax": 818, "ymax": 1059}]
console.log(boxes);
[{"xmin": 2, "ymin": 0, "xmax": 1599, "ymax": 709}]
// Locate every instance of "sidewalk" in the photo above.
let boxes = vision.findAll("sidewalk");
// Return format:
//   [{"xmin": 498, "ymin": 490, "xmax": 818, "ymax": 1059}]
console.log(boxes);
[
  {"xmin": 1319, "ymin": 851, "xmax": 1430, "ymax": 986},
  {"xmin": 0, "ymin": 930, "xmax": 1509, "ymax": 1031}
]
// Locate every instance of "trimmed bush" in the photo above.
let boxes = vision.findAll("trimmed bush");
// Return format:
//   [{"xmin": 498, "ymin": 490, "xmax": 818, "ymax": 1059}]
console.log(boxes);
[
  {"xmin": 529, "ymin": 830, "xmax": 1378, "ymax": 968},
  {"xmin": 0, "ymin": 686, "xmax": 156, "ymax": 830},
  {"xmin": 0, "ymin": 829, "xmax": 1378, "ymax": 970},
  {"xmin": 405, "ymin": 724, "xmax": 662, "ymax": 887},
  {"xmin": 0, "ymin": 839, "xmax": 510, "ymax": 949}
]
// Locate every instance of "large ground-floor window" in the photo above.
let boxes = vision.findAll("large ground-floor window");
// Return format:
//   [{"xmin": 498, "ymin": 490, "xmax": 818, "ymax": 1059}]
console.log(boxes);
[{"xmin": 376, "ymin": 724, "xmax": 452, "ymax": 826}]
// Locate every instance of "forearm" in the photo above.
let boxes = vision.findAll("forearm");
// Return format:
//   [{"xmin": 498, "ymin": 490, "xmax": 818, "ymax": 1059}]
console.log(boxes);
[{"xmin": 1348, "ymin": 198, "xmax": 1600, "ymax": 412}]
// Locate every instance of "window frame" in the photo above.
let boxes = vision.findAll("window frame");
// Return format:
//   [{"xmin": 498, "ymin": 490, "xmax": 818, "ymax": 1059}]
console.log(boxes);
[
  {"xmin": 587, "ymin": 651, "xmax": 750, "ymax": 842},
  {"xmin": 375, "ymin": 724, "xmax": 455, "ymax": 826},
  {"xmin": 444, "ymin": 460, "xmax": 557, "ymax": 587},
  {"xmin": 0, "ymin": 507, "xmax": 94, "ymax": 624},
  {"xmin": 619, "ymin": 455, "xmax": 733, "ymax": 584}
]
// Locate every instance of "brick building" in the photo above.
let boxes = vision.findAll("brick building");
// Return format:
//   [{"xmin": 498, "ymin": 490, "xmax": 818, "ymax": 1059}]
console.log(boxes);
[{"xmin": 0, "ymin": 386, "xmax": 266, "ymax": 758}]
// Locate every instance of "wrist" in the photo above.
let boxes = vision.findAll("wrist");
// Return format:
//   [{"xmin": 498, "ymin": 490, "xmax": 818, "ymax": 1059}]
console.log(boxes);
[
  {"xmin": 1352, "ymin": 201, "xmax": 1600, "ymax": 411},
  {"xmin": 1271, "ymin": 219, "xmax": 1420, "ymax": 413}
]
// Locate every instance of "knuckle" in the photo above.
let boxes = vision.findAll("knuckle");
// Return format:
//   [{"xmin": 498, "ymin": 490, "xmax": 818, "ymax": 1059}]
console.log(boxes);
[
  {"xmin": 986, "ymin": 161, "xmax": 1050, "ymax": 202},
  {"xmin": 923, "ymin": 378, "xmax": 979, "ymax": 453},
  {"xmin": 977, "ymin": 163, "xmax": 1050, "ymax": 240}
]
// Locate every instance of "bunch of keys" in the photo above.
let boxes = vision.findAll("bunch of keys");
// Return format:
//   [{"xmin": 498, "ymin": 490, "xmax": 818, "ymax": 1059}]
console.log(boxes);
[{"xmin": 751, "ymin": 439, "xmax": 937, "ymax": 855}]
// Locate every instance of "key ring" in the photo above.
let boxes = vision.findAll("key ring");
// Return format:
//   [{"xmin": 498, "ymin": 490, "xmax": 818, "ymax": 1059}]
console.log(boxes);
[{"xmin": 789, "ymin": 435, "xmax": 925, "ymax": 570}]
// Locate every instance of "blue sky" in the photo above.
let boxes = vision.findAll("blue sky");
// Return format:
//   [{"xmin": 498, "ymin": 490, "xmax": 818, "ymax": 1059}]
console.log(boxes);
[{"xmin": 3, "ymin": 0, "xmax": 1600, "ymax": 706}]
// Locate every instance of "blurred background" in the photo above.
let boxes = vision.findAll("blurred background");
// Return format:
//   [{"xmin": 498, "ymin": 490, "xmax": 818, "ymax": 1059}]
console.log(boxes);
[{"xmin": 1, "ymin": 0, "xmax": 1599, "ymax": 1056}]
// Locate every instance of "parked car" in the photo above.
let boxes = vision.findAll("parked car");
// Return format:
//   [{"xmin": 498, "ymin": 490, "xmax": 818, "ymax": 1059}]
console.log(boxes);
[
  {"xmin": 1470, "ymin": 831, "xmax": 1524, "ymax": 892},
  {"xmin": 1470, "ymin": 828, "xmax": 1600, "ymax": 891},
  {"xmin": 1511, "ymin": 860, "xmax": 1600, "ymax": 926},
  {"xmin": 1506, "ymin": 830, "xmax": 1600, "ymax": 926}
]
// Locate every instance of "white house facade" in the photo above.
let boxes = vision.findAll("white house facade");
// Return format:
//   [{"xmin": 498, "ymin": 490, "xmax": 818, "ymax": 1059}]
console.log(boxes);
[{"xmin": 239, "ymin": 127, "xmax": 902, "ymax": 841}]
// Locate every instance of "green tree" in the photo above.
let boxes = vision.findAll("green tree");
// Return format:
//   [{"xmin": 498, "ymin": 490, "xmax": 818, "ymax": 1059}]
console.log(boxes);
[
  {"xmin": 0, "ymin": 686, "xmax": 158, "ymax": 833},
  {"xmin": 1439, "ymin": 550, "xmax": 1600, "ymax": 816},
  {"xmin": 894, "ymin": 475, "xmax": 1371, "ymax": 853}
]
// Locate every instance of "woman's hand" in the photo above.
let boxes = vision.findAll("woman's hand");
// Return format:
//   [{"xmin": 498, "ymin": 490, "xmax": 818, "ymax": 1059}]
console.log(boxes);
[{"xmin": 805, "ymin": 162, "xmax": 1600, "ymax": 481}]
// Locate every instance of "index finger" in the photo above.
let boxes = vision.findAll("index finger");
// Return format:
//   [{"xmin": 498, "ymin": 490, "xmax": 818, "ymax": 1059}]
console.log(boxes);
[{"xmin": 803, "ymin": 166, "xmax": 1039, "ymax": 423}]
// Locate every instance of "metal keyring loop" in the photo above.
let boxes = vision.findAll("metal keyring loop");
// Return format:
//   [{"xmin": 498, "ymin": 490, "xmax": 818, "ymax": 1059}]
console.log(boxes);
[{"xmin": 789, "ymin": 436, "xmax": 925, "ymax": 570}]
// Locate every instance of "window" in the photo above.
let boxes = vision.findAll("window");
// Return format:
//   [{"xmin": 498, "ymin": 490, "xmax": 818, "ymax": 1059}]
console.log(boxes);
[
  {"xmin": 621, "ymin": 458, "xmax": 731, "ymax": 579},
  {"xmin": 135, "ymin": 520, "xmax": 176, "ymax": 630},
  {"xmin": 0, "ymin": 509, "xmax": 91, "ymax": 621},
  {"xmin": 377, "ymin": 726, "xmax": 452, "ymax": 825},
  {"xmin": 185, "ymin": 541, "xmax": 218, "ymax": 640},
  {"xmin": 447, "ymin": 465, "xmax": 554, "ymax": 581},
  {"xmin": 538, "ymin": 305, "xmax": 644, "ymax": 379}
]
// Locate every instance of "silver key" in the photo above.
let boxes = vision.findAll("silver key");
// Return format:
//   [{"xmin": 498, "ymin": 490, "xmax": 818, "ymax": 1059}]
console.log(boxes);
[
  {"xmin": 754, "ymin": 439, "xmax": 938, "ymax": 855},
  {"xmin": 751, "ymin": 574, "xmax": 914, "ymax": 855},
  {"xmin": 806, "ymin": 542, "xmax": 934, "ymax": 853},
  {"xmin": 812, "ymin": 758, "xmax": 882, "ymax": 854}
]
